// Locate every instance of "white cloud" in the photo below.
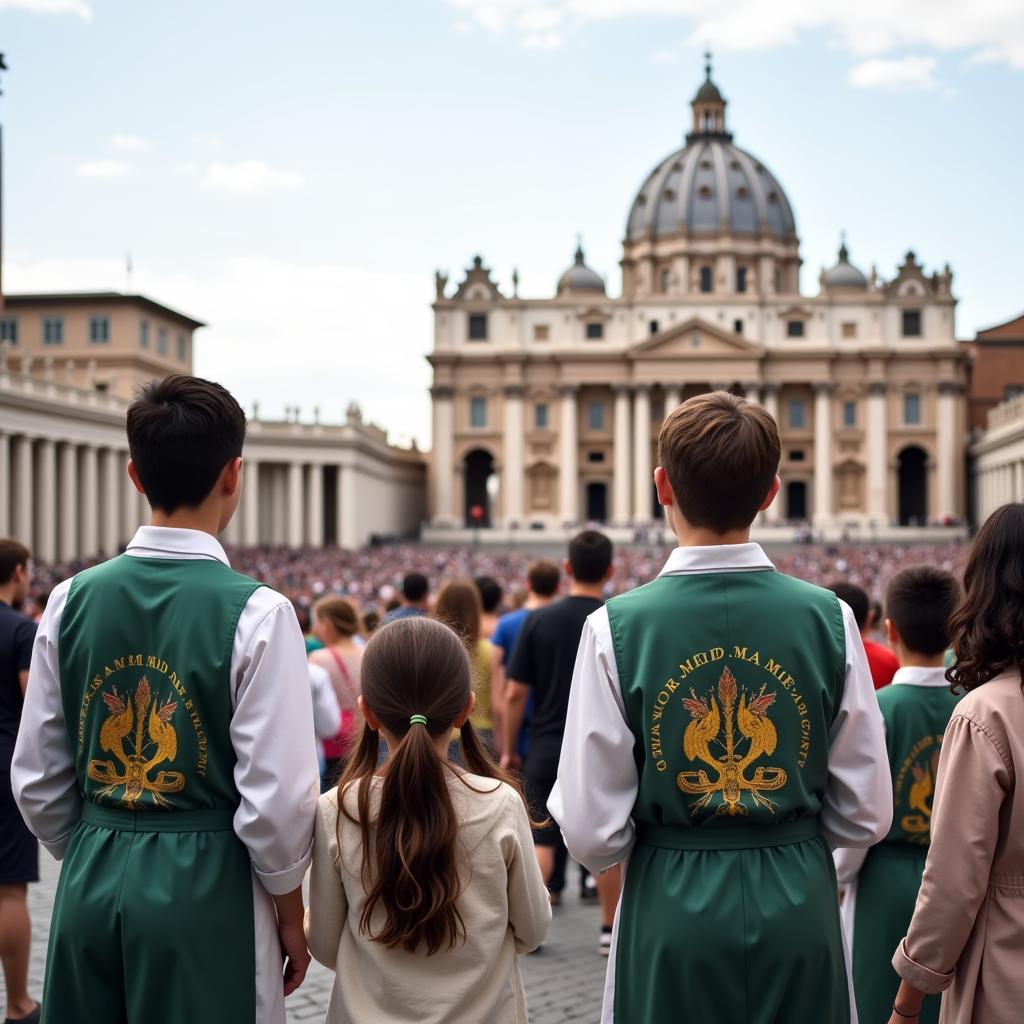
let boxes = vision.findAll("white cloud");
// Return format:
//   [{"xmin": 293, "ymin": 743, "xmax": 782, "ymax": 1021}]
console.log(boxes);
[
  {"xmin": 111, "ymin": 133, "xmax": 148, "ymax": 152},
  {"xmin": 0, "ymin": 0, "xmax": 91, "ymax": 17},
  {"xmin": 76, "ymin": 159, "xmax": 132, "ymax": 179},
  {"xmin": 200, "ymin": 160, "xmax": 303, "ymax": 195},
  {"xmin": 524, "ymin": 30, "xmax": 562, "ymax": 47},
  {"xmin": 4, "ymin": 255, "xmax": 433, "ymax": 446},
  {"xmin": 447, "ymin": 0, "xmax": 1024, "ymax": 69},
  {"xmin": 849, "ymin": 55, "xmax": 937, "ymax": 90}
]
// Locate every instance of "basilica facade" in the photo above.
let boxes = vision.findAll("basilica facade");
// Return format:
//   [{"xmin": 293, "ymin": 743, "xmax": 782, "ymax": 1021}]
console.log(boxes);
[{"xmin": 427, "ymin": 64, "xmax": 968, "ymax": 532}]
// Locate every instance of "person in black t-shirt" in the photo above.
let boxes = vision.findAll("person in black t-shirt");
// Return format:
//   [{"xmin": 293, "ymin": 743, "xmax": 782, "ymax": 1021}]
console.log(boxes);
[
  {"xmin": 503, "ymin": 530, "xmax": 620, "ymax": 952},
  {"xmin": 0, "ymin": 539, "xmax": 40, "ymax": 1023}
]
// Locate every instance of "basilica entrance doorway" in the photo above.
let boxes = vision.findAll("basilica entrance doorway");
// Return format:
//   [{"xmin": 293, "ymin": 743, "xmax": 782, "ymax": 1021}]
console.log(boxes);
[
  {"xmin": 586, "ymin": 482, "xmax": 608, "ymax": 523},
  {"xmin": 786, "ymin": 480, "xmax": 808, "ymax": 522},
  {"xmin": 463, "ymin": 449, "xmax": 496, "ymax": 527},
  {"xmin": 898, "ymin": 446, "xmax": 928, "ymax": 525}
]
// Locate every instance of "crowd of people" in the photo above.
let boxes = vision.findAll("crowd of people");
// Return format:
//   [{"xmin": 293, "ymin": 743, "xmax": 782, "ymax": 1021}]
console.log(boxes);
[{"xmin": 1, "ymin": 374, "xmax": 1021, "ymax": 1024}]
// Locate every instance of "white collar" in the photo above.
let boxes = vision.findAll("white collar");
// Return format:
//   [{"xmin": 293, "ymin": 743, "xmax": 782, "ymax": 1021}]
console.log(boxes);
[
  {"xmin": 126, "ymin": 526, "xmax": 230, "ymax": 567},
  {"xmin": 890, "ymin": 666, "xmax": 950, "ymax": 688},
  {"xmin": 658, "ymin": 543, "xmax": 775, "ymax": 577}
]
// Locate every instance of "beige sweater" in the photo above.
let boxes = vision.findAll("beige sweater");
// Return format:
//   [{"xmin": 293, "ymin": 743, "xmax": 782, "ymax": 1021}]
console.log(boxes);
[
  {"xmin": 893, "ymin": 671, "xmax": 1024, "ymax": 1023},
  {"xmin": 305, "ymin": 773, "xmax": 551, "ymax": 1024}
]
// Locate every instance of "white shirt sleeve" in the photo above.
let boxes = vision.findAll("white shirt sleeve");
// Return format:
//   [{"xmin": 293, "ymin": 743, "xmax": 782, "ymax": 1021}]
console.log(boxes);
[
  {"xmin": 11, "ymin": 578, "xmax": 82, "ymax": 859},
  {"xmin": 549, "ymin": 608, "xmax": 638, "ymax": 874},
  {"xmin": 308, "ymin": 663, "xmax": 342, "ymax": 741},
  {"xmin": 821, "ymin": 602, "xmax": 892, "ymax": 850},
  {"xmin": 230, "ymin": 590, "xmax": 320, "ymax": 896}
]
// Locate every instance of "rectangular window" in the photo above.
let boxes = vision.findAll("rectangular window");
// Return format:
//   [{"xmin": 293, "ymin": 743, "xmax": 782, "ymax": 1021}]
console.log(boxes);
[
  {"xmin": 587, "ymin": 451, "xmax": 605, "ymax": 464},
  {"xmin": 733, "ymin": 319, "xmax": 743, "ymax": 334},
  {"xmin": 700, "ymin": 266, "xmax": 713, "ymax": 293},
  {"xmin": 157, "ymin": 326, "xmax": 168, "ymax": 356},
  {"xmin": 470, "ymin": 396, "xmax": 487, "ymax": 428},
  {"xmin": 140, "ymin": 320, "xmax": 149, "ymax": 348},
  {"xmin": 904, "ymin": 393, "xmax": 921, "ymax": 425},
  {"xmin": 585, "ymin": 321, "xmax": 604, "ymax": 340},
  {"xmin": 43, "ymin": 317, "xmax": 63, "ymax": 345},
  {"xmin": 0, "ymin": 317, "xmax": 17, "ymax": 344},
  {"xmin": 89, "ymin": 315, "xmax": 110, "ymax": 343},
  {"xmin": 533, "ymin": 324, "xmax": 549, "ymax": 342},
  {"xmin": 468, "ymin": 314, "xmax": 488, "ymax": 341},
  {"xmin": 788, "ymin": 399, "xmax": 806, "ymax": 429},
  {"xmin": 902, "ymin": 310, "xmax": 922, "ymax": 337},
  {"xmin": 534, "ymin": 403, "xmax": 548, "ymax": 430},
  {"xmin": 649, "ymin": 320, "xmax": 659, "ymax": 335},
  {"xmin": 587, "ymin": 400, "xmax": 605, "ymax": 431},
  {"xmin": 789, "ymin": 449, "xmax": 806, "ymax": 462},
  {"xmin": 842, "ymin": 400, "xmax": 856, "ymax": 427},
  {"xmin": 736, "ymin": 266, "xmax": 747, "ymax": 293},
  {"xmin": 177, "ymin": 334, "xmax": 187, "ymax": 361},
  {"xmin": 786, "ymin": 319, "xmax": 805, "ymax": 338},
  {"xmin": 841, "ymin": 321, "xmax": 857, "ymax": 339}
]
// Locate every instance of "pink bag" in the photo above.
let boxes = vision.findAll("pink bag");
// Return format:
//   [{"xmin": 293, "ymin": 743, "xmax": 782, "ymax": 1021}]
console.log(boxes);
[{"xmin": 323, "ymin": 648, "xmax": 358, "ymax": 759}]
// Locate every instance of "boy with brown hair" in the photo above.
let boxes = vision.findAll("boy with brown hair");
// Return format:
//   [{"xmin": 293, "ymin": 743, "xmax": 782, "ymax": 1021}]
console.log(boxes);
[{"xmin": 550, "ymin": 390, "xmax": 891, "ymax": 1024}]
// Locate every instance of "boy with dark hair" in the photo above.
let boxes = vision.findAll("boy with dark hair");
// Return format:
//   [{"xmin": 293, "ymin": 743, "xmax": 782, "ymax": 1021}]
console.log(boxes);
[
  {"xmin": 551, "ymin": 391, "xmax": 891, "ymax": 1023},
  {"xmin": 384, "ymin": 572, "xmax": 429, "ymax": 623},
  {"xmin": 835, "ymin": 565, "xmax": 962, "ymax": 1024},
  {"xmin": 0, "ymin": 539, "xmax": 40, "ymax": 1023},
  {"xmin": 829, "ymin": 580, "xmax": 899, "ymax": 689},
  {"xmin": 474, "ymin": 574, "xmax": 503, "ymax": 639},
  {"xmin": 12, "ymin": 374, "xmax": 318, "ymax": 1024},
  {"xmin": 503, "ymin": 532, "xmax": 619, "ymax": 949}
]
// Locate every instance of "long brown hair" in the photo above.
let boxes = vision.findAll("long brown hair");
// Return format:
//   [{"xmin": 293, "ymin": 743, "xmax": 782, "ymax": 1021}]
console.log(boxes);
[
  {"xmin": 338, "ymin": 616, "xmax": 530, "ymax": 955},
  {"xmin": 432, "ymin": 577, "xmax": 482, "ymax": 649},
  {"xmin": 947, "ymin": 503, "xmax": 1024, "ymax": 693}
]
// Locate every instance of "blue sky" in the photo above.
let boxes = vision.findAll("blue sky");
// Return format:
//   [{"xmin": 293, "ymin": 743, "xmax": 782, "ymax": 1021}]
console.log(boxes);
[{"xmin": 2, "ymin": 0, "xmax": 1022, "ymax": 445}]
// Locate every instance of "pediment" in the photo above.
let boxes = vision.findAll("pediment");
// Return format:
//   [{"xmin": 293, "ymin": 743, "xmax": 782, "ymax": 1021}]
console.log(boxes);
[{"xmin": 629, "ymin": 318, "xmax": 764, "ymax": 360}]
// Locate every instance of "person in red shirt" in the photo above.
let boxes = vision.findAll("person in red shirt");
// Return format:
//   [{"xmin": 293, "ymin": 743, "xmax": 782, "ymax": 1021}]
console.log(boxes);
[{"xmin": 828, "ymin": 581, "xmax": 899, "ymax": 689}]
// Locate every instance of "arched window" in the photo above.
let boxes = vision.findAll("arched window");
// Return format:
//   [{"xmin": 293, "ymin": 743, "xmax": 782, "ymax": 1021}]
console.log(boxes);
[{"xmin": 700, "ymin": 266, "xmax": 713, "ymax": 293}]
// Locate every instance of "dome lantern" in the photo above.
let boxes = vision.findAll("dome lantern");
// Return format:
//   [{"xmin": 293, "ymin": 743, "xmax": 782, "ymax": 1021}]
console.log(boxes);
[
  {"xmin": 823, "ymin": 233, "xmax": 869, "ymax": 291},
  {"xmin": 556, "ymin": 237, "xmax": 606, "ymax": 296},
  {"xmin": 689, "ymin": 51, "xmax": 729, "ymax": 141}
]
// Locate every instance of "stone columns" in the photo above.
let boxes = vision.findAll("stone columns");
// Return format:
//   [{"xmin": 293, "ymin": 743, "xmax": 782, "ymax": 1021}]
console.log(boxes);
[
  {"xmin": 35, "ymin": 440, "xmax": 57, "ymax": 562},
  {"xmin": 12, "ymin": 436, "xmax": 33, "ymax": 546},
  {"xmin": 744, "ymin": 383, "xmax": 761, "ymax": 406},
  {"xmin": 664, "ymin": 386, "xmax": 681, "ymax": 413},
  {"xmin": 558, "ymin": 386, "xmax": 578, "ymax": 525},
  {"xmin": 1014, "ymin": 462, "xmax": 1024, "ymax": 505},
  {"xmin": 101, "ymin": 448, "xmax": 121, "ymax": 555},
  {"xmin": 306, "ymin": 464, "xmax": 324, "ymax": 548},
  {"xmin": 0, "ymin": 432, "xmax": 9, "ymax": 537},
  {"xmin": 866, "ymin": 382, "xmax": 888, "ymax": 524},
  {"xmin": 81, "ymin": 446, "xmax": 99, "ymax": 558},
  {"xmin": 633, "ymin": 384, "xmax": 652, "ymax": 521},
  {"xmin": 502, "ymin": 385, "xmax": 525, "ymax": 525},
  {"xmin": 431, "ymin": 386, "xmax": 455, "ymax": 524},
  {"xmin": 243, "ymin": 459, "xmax": 260, "ymax": 545},
  {"xmin": 59, "ymin": 443, "xmax": 78, "ymax": 561},
  {"xmin": 813, "ymin": 384, "xmax": 833, "ymax": 527},
  {"xmin": 761, "ymin": 385, "xmax": 781, "ymax": 524},
  {"xmin": 288, "ymin": 461, "xmax": 304, "ymax": 548},
  {"xmin": 339, "ymin": 463, "xmax": 358, "ymax": 549},
  {"xmin": 936, "ymin": 382, "xmax": 958, "ymax": 522},
  {"xmin": 612, "ymin": 385, "xmax": 632, "ymax": 524}
]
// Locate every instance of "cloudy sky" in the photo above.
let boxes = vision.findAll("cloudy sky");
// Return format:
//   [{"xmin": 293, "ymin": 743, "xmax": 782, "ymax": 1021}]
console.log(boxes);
[{"xmin": 2, "ymin": 0, "xmax": 1022, "ymax": 446}]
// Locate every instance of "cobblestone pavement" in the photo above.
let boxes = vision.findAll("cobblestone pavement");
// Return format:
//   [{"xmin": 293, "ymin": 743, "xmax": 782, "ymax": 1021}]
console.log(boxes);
[{"xmin": 12, "ymin": 854, "xmax": 607, "ymax": 1024}]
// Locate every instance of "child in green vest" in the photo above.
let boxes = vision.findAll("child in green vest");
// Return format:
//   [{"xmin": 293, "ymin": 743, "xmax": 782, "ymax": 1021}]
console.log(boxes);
[
  {"xmin": 12, "ymin": 374, "xmax": 319, "ymax": 1024},
  {"xmin": 304, "ymin": 615, "xmax": 551, "ymax": 1023},
  {"xmin": 549, "ymin": 390, "xmax": 892, "ymax": 1024},
  {"xmin": 835, "ymin": 566, "xmax": 962, "ymax": 1024}
]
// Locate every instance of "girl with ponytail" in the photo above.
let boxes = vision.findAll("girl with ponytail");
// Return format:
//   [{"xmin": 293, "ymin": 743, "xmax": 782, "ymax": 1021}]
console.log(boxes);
[{"xmin": 305, "ymin": 615, "xmax": 551, "ymax": 1024}]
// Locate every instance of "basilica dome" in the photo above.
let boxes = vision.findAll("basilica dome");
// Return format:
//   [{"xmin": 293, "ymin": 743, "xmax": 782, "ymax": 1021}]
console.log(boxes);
[{"xmin": 625, "ymin": 64, "xmax": 797, "ymax": 243}]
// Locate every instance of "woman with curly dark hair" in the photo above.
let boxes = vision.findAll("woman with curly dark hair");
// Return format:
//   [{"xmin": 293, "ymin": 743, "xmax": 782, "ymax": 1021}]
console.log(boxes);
[{"xmin": 888, "ymin": 503, "xmax": 1024, "ymax": 1024}]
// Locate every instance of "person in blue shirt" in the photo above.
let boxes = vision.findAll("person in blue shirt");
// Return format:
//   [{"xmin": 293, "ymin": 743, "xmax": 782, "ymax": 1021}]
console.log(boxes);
[{"xmin": 383, "ymin": 573, "xmax": 430, "ymax": 623}]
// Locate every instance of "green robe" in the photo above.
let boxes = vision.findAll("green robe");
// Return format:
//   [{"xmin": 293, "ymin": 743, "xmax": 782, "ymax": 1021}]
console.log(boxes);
[
  {"xmin": 851, "ymin": 678, "xmax": 960, "ymax": 1024},
  {"xmin": 607, "ymin": 570, "xmax": 849, "ymax": 1024},
  {"xmin": 42, "ymin": 555, "xmax": 262, "ymax": 1024}
]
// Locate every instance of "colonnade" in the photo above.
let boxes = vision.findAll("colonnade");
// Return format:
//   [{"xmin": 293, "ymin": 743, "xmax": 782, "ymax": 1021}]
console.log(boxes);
[{"xmin": 976, "ymin": 460, "xmax": 1024, "ymax": 523}]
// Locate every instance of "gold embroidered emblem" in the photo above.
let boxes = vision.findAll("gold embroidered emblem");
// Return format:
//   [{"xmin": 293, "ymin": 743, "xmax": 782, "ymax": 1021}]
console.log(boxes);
[
  {"xmin": 676, "ymin": 666, "xmax": 788, "ymax": 815},
  {"xmin": 86, "ymin": 677, "xmax": 185, "ymax": 807},
  {"xmin": 901, "ymin": 748, "xmax": 940, "ymax": 841}
]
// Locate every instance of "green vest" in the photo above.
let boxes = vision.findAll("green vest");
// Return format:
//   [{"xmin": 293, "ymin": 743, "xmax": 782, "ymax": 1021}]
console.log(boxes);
[
  {"xmin": 607, "ymin": 569, "xmax": 849, "ymax": 1024},
  {"xmin": 852, "ymin": 680, "xmax": 960, "ymax": 1024},
  {"xmin": 42, "ymin": 554, "xmax": 265, "ymax": 1024}
]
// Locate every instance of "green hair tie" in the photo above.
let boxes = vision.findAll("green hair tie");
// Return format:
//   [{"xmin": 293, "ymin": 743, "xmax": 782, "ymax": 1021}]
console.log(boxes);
[{"xmin": 409, "ymin": 714, "xmax": 428, "ymax": 727}]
